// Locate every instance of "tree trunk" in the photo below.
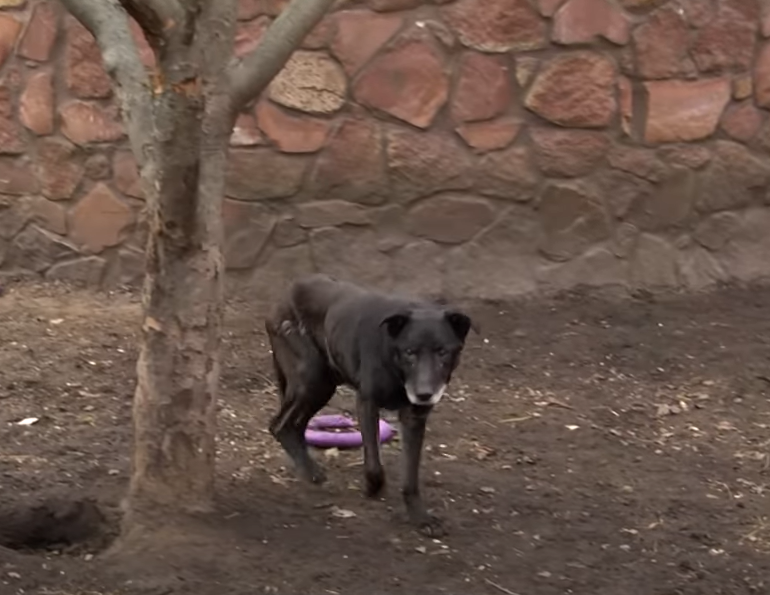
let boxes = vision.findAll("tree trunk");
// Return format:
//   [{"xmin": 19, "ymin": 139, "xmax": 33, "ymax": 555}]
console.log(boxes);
[
  {"xmin": 125, "ymin": 58, "xmax": 234, "ymax": 525},
  {"xmin": 56, "ymin": 0, "xmax": 337, "ymax": 541}
]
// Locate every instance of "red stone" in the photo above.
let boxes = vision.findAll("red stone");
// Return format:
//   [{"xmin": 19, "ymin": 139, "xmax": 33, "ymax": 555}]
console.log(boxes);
[
  {"xmin": 256, "ymin": 100, "xmax": 331, "ymax": 153},
  {"xmin": 295, "ymin": 200, "xmax": 370, "ymax": 228},
  {"xmin": 0, "ymin": 158, "xmax": 38, "ymax": 196},
  {"xmin": 387, "ymin": 127, "xmax": 475, "ymax": 202},
  {"xmin": 46, "ymin": 256, "xmax": 107, "ymax": 286},
  {"xmin": 443, "ymin": 0, "xmax": 547, "ymax": 52},
  {"xmin": 407, "ymin": 194, "xmax": 496, "ymax": 244},
  {"xmin": 456, "ymin": 117, "xmax": 522, "ymax": 152},
  {"xmin": 331, "ymin": 10, "xmax": 403, "ymax": 75},
  {"xmin": 644, "ymin": 78, "xmax": 731, "ymax": 143},
  {"xmin": 18, "ymin": 1, "xmax": 57, "ymax": 62},
  {"xmin": 10, "ymin": 225, "xmax": 78, "ymax": 272},
  {"xmin": 679, "ymin": 0, "xmax": 716, "ymax": 27},
  {"xmin": 0, "ymin": 85, "xmax": 24, "ymax": 154},
  {"xmin": 69, "ymin": 183, "xmax": 134, "ymax": 253},
  {"xmin": 37, "ymin": 138, "xmax": 84, "ymax": 200},
  {"xmin": 538, "ymin": 0, "xmax": 566, "ymax": 16},
  {"xmin": 113, "ymin": 151, "xmax": 144, "ymax": 199},
  {"xmin": 0, "ymin": 14, "xmax": 21, "ymax": 68},
  {"xmin": 530, "ymin": 128, "xmax": 609, "ymax": 177},
  {"xmin": 451, "ymin": 52, "xmax": 512, "ymax": 123},
  {"xmin": 310, "ymin": 117, "xmax": 386, "ymax": 204},
  {"xmin": 226, "ymin": 148, "xmax": 307, "ymax": 201},
  {"xmin": 608, "ymin": 146, "xmax": 666, "ymax": 182},
  {"xmin": 246, "ymin": 0, "xmax": 288, "ymax": 16},
  {"xmin": 237, "ymin": 0, "xmax": 263, "ymax": 20},
  {"xmin": 721, "ymin": 102, "xmax": 763, "ymax": 142},
  {"xmin": 657, "ymin": 145, "xmax": 712, "ymax": 169},
  {"xmin": 129, "ymin": 18, "xmax": 155, "ymax": 68},
  {"xmin": 65, "ymin": 17, "xmax": 112, "ymax": 99},
  {"xmin": 354, "ymin": 35, "xmax": 449, "ymax": 129},
  {"xmin": 27, "ymin": 196, "xmax": 66, "ymax": 235},
  {"xmin": 234, "ymin": 16, "xmax": 269, "ymax": 57},
  {"xmin": 60, "ymin": 101, "xmax": 125, "ymax": 145},
  {"xmin": 525, "ymin": 52, "xmax": 616, "ymax": 128},
  {"xmin": 633, "ymin": 6, "xmax": 693, "ymax": 79},
  {"xmin": 3, "ymin": 64, "xmax": 20, "ymax": 92},
  {"xmin": 230, "ymin": 113, "xmax": 264, "ymax": 147},
  {"xmin": 721, "ymin": 0, "xmax": 759, "ymax": 21},
  {"xmin": 268, "ymin": 50, "xmax": 347, "ymax": 114},
  {"xmin": 19, "ymin": 71, "xmax": 54, "ymax": 136},
  {"xmin": 272, "ymin": 217, "xmax": 305, "ymax": 247},
  {"xmin": 477, "ymin": 145, "xmax": 539, "ymax": 200},
  {"xmin": 755, "ymin": 42, "xmax": 770, "ymax": 107},
  {"xmin": 619, "ymin": 76, "xmax": 633, "ymax": 135},
  {"xmin": 301, "ymin": 17, "xmax": 335, "ymax": 50},
  {"xmin": 552, "ymin": 0, "xmax": 630, "ymax": 46},
  {"xmin": 538, "ymin": 181, "xmax": 609, "ymax": 262},
  {"xmin": 222, "ymin": 201, "xmax": 274, "ymax": 270},
  {"xmin": 691, "ymin": 7, "xmax": 756, "ymax": 73}
]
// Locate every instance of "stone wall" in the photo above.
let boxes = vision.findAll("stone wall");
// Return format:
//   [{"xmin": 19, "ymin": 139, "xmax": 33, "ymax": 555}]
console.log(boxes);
[{"xmin": 1, "ymin": 0, "xmax": 770, "ymax": 300}]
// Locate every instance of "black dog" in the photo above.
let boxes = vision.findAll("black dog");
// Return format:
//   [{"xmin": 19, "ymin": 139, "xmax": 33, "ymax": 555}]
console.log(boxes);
[{"xmin": 265, "ymin": 274, "xmax": 473, "ymax": 536}]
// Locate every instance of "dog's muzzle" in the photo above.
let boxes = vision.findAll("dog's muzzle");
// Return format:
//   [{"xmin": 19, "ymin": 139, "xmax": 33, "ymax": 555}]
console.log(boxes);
[{"xmin": 406, "ymin": 384, "xmax": 446, "ymax": 407}]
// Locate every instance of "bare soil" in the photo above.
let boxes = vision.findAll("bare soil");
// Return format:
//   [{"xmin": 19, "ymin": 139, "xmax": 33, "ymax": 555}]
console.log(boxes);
[{"xmin": 1, "ymin": 281, "xmax": 769, "ymax": 595}]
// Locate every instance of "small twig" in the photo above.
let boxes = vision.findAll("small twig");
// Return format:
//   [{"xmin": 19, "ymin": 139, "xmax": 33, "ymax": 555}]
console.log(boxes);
[
  {"xmin": 546, "ymin": 399, "xmax": 574, "ymax": 410},
  {"xmin": 716, "ymin": 480, "xmax": 734, "ymax": 501},
  {"xmin": 484, "ymin": 578, "xmax": 521, "ymax": 595},
  {"xmin": 500, "ymin": 415, "xmax": 533, "ymax": 424}
]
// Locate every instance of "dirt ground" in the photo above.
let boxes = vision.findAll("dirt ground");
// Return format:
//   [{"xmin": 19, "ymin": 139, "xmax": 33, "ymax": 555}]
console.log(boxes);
[{"xmin": 1, "ymin": 280, "xmax": 769, "ymax": 595}]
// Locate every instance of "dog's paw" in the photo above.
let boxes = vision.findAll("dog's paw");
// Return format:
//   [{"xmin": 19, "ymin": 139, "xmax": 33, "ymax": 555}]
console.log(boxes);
[
  {"xmin": 417, "ymin": 515, "xmax": 446, "ymax": 538},
  {"xmin": 364, "ymin": 469, "xmax": 386, "ymax": 497},
  {"xmin": 297, "ymin": 462, "xmax": 327, "ymax": 485}
]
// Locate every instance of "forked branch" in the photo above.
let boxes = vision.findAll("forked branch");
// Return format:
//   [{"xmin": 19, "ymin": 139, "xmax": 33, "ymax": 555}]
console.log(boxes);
[
  {"xmin": 228, "ymin": 0, "xmax": 338, "ymax": 112},
  {"xmin": 118, "ymin": 0, "xmax": 186, "ymax": 49},
  {"xmin": 59, "ymin": 0, "xmax": 154, "ymax": 166}
]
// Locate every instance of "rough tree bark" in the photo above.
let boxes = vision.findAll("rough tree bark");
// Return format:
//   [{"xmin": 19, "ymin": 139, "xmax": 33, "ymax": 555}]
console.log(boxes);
[{"xmin": 58, "ymin": 0, "xmax": 337, "ymax": 534}]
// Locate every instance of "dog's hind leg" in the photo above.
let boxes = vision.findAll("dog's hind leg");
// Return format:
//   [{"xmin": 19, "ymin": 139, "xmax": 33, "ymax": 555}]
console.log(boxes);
[{"xmin": 266, "ymin": 318, "xmax": 335, "ymax": 484}]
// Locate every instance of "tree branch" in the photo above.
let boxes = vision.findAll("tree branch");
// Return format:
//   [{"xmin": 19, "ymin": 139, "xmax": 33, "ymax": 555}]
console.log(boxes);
[
  {"xmin": 227, "ymin": 0, "xmax": 337, "ymax": 113},
  {"xmin": 118, "ymin": 0, "xmax": 186, "ymax": 50},
  {"xmin": 59, "ymin": 0, "xmax": 154, "ymax": 168}
]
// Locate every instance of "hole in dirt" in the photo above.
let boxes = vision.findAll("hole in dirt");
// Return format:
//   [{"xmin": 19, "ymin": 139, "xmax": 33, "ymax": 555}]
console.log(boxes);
[{"xmin": 0, "ymin": 497, "xmax": 108, "ymax": 552}]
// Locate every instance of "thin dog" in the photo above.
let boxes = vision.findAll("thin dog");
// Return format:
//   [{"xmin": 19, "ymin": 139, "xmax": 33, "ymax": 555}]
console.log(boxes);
[{"xmin": 265, "ymin": 274, "xmax": 474, "ymax": 536}]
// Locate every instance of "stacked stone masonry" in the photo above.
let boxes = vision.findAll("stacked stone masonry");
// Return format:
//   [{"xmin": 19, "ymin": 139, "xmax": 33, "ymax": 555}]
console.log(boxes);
[{"xmin": 1, "ymin": 0, "xmax": 770, "ymax": 300}]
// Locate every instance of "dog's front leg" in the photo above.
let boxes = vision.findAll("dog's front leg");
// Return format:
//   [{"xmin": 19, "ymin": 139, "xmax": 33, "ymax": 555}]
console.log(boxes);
[
  {"xmin": 356, "ymin": 393, "xmax": 385, "ymax": 497},
  {"xmin": 399, "ymin": 404, "xmax": 445, "ymax": 537}
]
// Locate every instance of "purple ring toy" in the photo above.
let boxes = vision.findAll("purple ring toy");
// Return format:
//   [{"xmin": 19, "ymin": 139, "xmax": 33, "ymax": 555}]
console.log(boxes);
[{"xmin": 306, "ymin": 414, "xmax": 396, "ymax": 449}]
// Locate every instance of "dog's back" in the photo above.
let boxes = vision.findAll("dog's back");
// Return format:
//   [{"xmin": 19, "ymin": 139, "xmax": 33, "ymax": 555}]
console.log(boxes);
[{"xmin": 284, "ymin": 275, "xmax": 429, "ymax": 368}]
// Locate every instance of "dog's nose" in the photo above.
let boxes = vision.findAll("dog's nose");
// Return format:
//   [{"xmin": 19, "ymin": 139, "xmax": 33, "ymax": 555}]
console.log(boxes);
[{"xmin": 416, "ymin": 392, "xmax": 433, "ymax": 402}]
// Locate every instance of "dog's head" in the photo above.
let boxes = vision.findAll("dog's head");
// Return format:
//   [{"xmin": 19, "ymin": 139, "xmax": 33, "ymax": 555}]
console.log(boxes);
[{"xmin": 380, "ymin": 307, "xmax": 474, "ymax": 407}]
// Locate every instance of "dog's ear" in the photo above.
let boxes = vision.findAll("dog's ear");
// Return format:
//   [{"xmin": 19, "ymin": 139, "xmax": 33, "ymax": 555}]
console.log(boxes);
[
  {"xmin": 444, "ymin": 310, "xmax": 474, "ymax": 341},
  {"xmin": 381, "ymin": 311, "xmax": 411, "ymax": 338}
]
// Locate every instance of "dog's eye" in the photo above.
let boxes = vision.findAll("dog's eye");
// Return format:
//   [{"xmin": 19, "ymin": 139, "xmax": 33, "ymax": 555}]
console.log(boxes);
[
  {"xmin": 405, "ymin": 348, "xmax": 416, "ymax": 357},
  {"xmin": 437, "ymin": 348, "xmax": 447, "ymax": 357}
]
